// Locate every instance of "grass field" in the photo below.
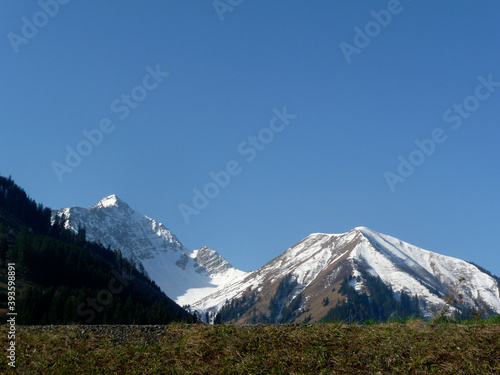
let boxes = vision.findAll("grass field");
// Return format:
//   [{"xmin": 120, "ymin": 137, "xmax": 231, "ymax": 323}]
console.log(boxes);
[{"xmin": 1, "ymin": 320, "xmax": 499, "ymax": 374}]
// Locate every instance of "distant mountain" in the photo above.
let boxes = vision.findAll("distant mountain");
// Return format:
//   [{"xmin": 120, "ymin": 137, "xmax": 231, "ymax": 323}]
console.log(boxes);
[
  {"xmin": 0, "ymin": 175, "xmax": 195, "ymax": 325},
  {"xmin": 201, "ymin": 227, "xmax": 500, "ymax": 323},
  {"xmin": 54, "ymin": 195, "xmax": 247, "ymax": 308},
  {"xmin": 55, "ymin": 195, "xmax": 500, "ymax": 324}
]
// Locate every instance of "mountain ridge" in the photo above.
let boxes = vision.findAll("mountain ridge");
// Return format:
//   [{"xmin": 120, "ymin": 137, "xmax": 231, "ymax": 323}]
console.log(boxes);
[
  {"xmin": 54, "ymin": 195, "xmax": 248, "ymax": 309},
  {"xmin": 199, "ymin": 227, "xmax": 500, "ymax": 323},
  {"xmin": 55, "ymin": 195, "xmax": 500, "ymax": 323},
  {"xmin": 0, "ymin": 175, "xmax": 196, "ymax": 325}
]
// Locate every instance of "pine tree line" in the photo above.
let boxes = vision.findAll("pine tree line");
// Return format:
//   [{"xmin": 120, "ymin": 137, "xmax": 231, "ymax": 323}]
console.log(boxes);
[
  {"xmin": 0, "ymin": 173, "xmax": 196, "ymax": 325},
  {"xmin": 0, "ymin": 175, "xmax": 52, "ymax": 234},
  {"xmin": 322, "ymin": 272, "xmax": 421, "ymax": 323},
  {"xmin": 215, "ymin": 274, "xmax": 305, "ymax": 324}
]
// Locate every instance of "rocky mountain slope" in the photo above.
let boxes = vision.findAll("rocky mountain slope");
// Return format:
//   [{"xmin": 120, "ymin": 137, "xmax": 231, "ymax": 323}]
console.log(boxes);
[
  {"xmin": 195, "ymin": 227, "xmax": 500, "ymax": 323},
  {"xmin": 56, "ymin": 197, "xmax": 500, "ymax": 323},
  {"xmin": 53, "ymin": 195, "xmax": 247, "ymax": 308}
]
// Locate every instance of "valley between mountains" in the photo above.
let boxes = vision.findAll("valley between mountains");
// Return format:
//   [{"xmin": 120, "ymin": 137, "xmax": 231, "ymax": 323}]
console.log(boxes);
[{"xmin": 55, "ymin": 194, "xmax": 500, "ymax": 323}]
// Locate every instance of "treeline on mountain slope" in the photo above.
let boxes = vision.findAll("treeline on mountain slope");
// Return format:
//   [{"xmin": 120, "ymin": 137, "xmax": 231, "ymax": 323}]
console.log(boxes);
[
  {"xmin": 215, "ymin": 271, "xmax": 423, "ymax": 324},
  {"xmin": 0, "ymin": 174, "xmax": 196, "ymax": 324},
  {"xmin": 321, "ymin": 272, "xmax": 421, "ymax": 323},
  {"xmin": 215, "ymin": 274, "xmax": 305, "ymax": 324}
]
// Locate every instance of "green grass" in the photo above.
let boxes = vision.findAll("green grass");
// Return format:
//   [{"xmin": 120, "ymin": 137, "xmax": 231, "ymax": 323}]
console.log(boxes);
[{"xmin": 1, "ymin": 321, "xmax": 499, "ymax": 374}]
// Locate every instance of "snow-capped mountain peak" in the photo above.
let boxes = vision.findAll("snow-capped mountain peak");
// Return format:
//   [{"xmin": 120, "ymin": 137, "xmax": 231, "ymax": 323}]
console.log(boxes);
[
  {"xmin": 191, "ymin": 226, "xmax": 500, "ymax": 323},
  {"xmin": 54, "ymin": 196, "xmax": 248, "ymax": 308},
  {"xmin": 193, "ymin": 246, "xmax": 235, "ymax": 276},
  {"xmin": 94, "ymin": 194, "xmax": 122, "ymax": 208},
  {"xmin": 53, "ymin": 195, "xmax": 500, "ymax": 324},
  {"xmin": 350, "ymin": 227, "xmax": 500, "ymax": 314},
  {"xmin": 354, "ymin": 226, "xmax": 371, "ymax": 234},
  {"xmin": 89, "ymin": 194, "xmax": 135, "ymax": 211}
]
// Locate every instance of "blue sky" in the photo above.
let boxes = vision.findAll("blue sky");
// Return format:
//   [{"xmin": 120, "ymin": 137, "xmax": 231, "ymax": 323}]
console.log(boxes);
[{"xmin": 1, "ymin": 1, "xmax": 500, "ymax": 275}]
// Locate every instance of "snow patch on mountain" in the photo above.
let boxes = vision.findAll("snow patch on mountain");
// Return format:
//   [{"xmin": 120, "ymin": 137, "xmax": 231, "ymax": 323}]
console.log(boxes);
[
  {"xmin": 54, "ymin": 196, "xmax": 500, "ymax": 320},
  {"xmin": 193, "ymin": 227, "xmax": 500, "ymax": 319},
  {"xmin": 351, "ymin": 227, "xmax": 500, "ymax": 314}
]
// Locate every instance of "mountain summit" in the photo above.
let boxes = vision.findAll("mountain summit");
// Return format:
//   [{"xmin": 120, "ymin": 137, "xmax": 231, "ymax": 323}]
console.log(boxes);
[
  {"xmin": 194, "ymin": 227, "xmax": 500, "ymax": 323},
  {"xmin": 56, "ymin": 197, "xmax": 500, "ymax": 323},
  {"xmin": 92, "ymin": 194, "xmax": 126, "ymax": 209},
  {"xmin": 54, "ymin": 196, "xmax": 247, "ymax": 307}
]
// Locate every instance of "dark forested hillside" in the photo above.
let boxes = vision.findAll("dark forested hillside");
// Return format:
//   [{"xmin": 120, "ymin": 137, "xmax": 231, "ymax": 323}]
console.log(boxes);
[
  {"xmin": 215, "ymin": 271, "xmax": 422, "ymax": 325},
  {"xmin": 0, "ymin": 174, "xmax": 196, "ymax": 324},
  {"xmin": 321, "ymin": 272, "xmax": 421, "ymax": 323}
]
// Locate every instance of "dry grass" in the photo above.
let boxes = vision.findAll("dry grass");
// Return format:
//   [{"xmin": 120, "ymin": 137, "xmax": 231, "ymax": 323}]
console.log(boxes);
[{"xmin": 1, "ymin": 321, "xmax": 499, "ymax": 374}]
